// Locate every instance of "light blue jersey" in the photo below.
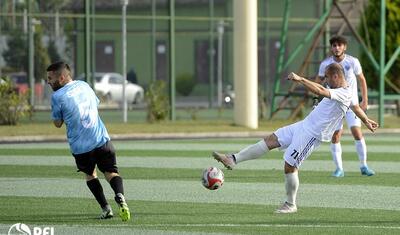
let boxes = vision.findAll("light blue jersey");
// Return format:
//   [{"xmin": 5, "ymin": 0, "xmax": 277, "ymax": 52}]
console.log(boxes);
[{"xmin": 51, "ymin": 80, "xmax": 110, "ymax": 154}]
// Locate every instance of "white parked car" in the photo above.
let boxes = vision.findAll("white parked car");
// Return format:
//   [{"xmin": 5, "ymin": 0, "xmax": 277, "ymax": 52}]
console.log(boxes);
[{"xmin": 76, "ymin": 73, "xmax": 144, "ymax": 104}]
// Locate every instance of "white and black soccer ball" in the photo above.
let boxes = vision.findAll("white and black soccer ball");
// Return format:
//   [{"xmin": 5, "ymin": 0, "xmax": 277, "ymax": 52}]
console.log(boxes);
[{"xmin": 202, "ymin": 167, "xmax": 224, "ymax": 190}]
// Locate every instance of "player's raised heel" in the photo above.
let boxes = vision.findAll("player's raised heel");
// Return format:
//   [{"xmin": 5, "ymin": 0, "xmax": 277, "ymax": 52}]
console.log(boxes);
[
  {"xmin": 360, "ymin": 166, "xmax": 375, "ymax": 176},
  {"xmin": 275, "ymin": 202, "xmax": 297, "ymax": 214},
  {"xmin": 115, "ymin": 193, "xmax": 131, "ymax": 221},
  {"xmin": 99, "ymin": 204, "xmax": 114, "ymax": 219},
  {"xmin": 212, "ymin": 151, "xmax": 236, "ymax": 170},
  {"xmin": 332, "ymin": 168, "xmax": 344, "ymax": 178}
]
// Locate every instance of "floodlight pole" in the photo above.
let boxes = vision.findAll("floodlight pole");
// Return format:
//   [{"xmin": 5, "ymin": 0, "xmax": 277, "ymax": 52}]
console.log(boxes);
[{"xmin": 122, "ymin": 0, "xmax": 128, "ymax": 123}]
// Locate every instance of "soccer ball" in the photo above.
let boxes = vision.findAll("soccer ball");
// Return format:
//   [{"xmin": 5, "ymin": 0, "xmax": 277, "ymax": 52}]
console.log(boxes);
[{"xmin": 202, "ymin": 167, "xmax": 224, "ymax": 190}]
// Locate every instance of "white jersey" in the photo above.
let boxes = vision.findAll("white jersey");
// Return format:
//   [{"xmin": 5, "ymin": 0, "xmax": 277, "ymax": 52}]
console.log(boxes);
[
  {"xmin": 318, "ymin": 54, "xmax": 362, "ymax": 105},
  {"xmin": 302, "ymin": 87, "xmax": 352, "ymax": 141}
]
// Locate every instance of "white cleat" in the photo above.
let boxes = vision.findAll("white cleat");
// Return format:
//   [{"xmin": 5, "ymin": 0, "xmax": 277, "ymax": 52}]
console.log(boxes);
[
  {"xmin": 212, "ymin": 151, "xmax": 236, "ymax": 170},
  {"xmin": 275, "ymin": 202, "xmax": 298, "ymax": 214}
]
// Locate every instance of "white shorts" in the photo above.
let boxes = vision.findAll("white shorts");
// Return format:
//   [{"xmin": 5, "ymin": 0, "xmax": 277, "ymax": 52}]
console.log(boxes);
[
  {"xmin": 274, "ymin": 121, "xmax": 321, "ymax": 168},
  {"xmin": 335, "ymin": 108, "xmax": 362, "ymax": 131}
]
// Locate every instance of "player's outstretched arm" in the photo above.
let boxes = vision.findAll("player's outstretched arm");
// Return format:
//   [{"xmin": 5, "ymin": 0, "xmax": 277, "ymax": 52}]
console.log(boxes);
[
  {"xmin": 351, "ymin": 105, "xmax": 378, "ymax": 132},
  {"xmin": 287, "ymin": 72, "xmax": 330, "ymax": 98}
]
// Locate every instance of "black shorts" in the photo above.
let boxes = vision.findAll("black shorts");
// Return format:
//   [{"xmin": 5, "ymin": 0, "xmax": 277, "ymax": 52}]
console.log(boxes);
[{"xmin": 73, "ymin": 141, "xmax": 119, "ymax": 175}]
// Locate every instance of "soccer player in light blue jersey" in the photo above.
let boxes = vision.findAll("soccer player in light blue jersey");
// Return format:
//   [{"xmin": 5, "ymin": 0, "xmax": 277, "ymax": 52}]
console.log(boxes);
[{"xmin": 46, "ymin": 61, "xmax": 130, "ymax": 221}]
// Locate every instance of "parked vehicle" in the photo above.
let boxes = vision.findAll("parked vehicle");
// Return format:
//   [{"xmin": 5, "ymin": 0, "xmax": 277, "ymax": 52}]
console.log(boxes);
[{"xmin": 76, "ymin": 73, "xmax": 144, "ymax": 104}]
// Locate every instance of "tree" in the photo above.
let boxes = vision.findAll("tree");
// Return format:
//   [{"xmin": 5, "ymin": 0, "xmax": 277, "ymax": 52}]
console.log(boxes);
[
  {"xmin": 2, "ymin": 27, "xmax": 50, "ymax": 82},
  {"xmin": 359, "ymin": 0, "xmax": 400, "ymax": 92},
  {"xmin": 2, "ymin": 31, "xmax": 27, "ymax": 71}
]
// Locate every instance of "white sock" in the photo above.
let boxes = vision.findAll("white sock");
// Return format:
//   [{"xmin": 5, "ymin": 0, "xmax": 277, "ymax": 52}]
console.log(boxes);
[
  {"xmin": 331, "ymin": 143, "xmax": 343, "ymax": 170},
  {"xmin": 285, "ymin": 171, "xmax": 299, "ymax": 206},
  {"xmin": 355, "ymin": 138, "xmax": 367, "ymax": 168},
  {"xmin": 234, "ymin": 140, "xmax": 269, "ymax": 164}
]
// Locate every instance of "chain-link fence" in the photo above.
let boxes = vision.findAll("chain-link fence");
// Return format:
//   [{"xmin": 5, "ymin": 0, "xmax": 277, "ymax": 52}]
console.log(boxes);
[{"xmin": 0, "ymin": 0, "xmax": 366, "ymax": 112}]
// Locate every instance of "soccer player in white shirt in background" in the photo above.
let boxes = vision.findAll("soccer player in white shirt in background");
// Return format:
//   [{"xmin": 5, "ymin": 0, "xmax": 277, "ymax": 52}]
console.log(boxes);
[
  {"xmin": 212, "ymin": 63, "xmax": 378, "ymax": 214},
  {"xmin": 317, "ymin": 35, "xmax": 374, "ymax": 177}
]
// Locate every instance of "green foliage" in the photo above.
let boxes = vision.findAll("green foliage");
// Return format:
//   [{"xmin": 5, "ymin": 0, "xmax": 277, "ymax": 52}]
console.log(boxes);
[
  {"xmin": 2, "ymin": 31, "xmax": 27, "ymax": 71},
  {"xmin": 145, "ymin": 80, "xmax": 169, "ymax": 122},
  {"xmin": 0, "ymin": 77, "xmax": 31, "ymax": 125},
  {"xmin": 359, "ymin": 0, "xmax": 400, "ymax": 91},
  {"xmin": 176, "ymin": 73, "xmax": 196, "ymax": 96}
]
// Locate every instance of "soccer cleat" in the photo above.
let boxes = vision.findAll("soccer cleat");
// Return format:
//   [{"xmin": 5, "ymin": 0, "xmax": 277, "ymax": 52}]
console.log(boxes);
[
  {"xmin": 100, "ymin": 204, "xmax": 113, "ymax": 219},
  {"xmin": 332, "ymin": 168, "xmax": 344, "ymax": 178},
  {"xmin": 115, "ymin": 193, "xmax": 131, "ymax": 221},
  {"xmin": 212, "ymin": 151, "xmax": 236, "ymax": 170},
  {"xmin": 275, "ymin": 202, "xmax": 297, "ymax": 214},
  {"xmin": 360, "ymin": 166, "xmax": 375, "ymax": 176}
]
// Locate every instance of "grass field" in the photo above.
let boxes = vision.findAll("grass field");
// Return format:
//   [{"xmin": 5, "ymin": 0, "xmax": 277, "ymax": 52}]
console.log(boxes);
[{"xmin": 1, "ymin": 135, "xmax": 400, "ymax": 235}]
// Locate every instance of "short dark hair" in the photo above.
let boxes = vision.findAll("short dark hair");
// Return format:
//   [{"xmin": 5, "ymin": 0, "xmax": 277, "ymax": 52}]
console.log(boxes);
[
  {"xmin": 47, "ymin": 61, "xmax": 71, "ymax": 78},
  {"xmin": 329, "ymin": 35, "xmax": 348, "ymax": 46},
  {"xmin": 46, "ymin": 61, "xmax": 70, "ymax": 72}
]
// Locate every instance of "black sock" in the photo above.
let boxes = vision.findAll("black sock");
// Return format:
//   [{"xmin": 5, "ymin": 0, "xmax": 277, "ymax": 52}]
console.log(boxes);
[
  {"xmin": 109, "ymin": 176, "xmax": 124, "ymax": 195},
  {"xmin": 86, "ymin": 178, "xmax": 108, "ymax": 208}
]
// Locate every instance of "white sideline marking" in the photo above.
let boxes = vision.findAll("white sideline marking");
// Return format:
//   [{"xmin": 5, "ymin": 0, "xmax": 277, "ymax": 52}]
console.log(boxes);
[
  {"xmin": 0, "ymin": 177, "xmax": 400, "ymax": 211},
  {"xmin": 0, "ymin": 155, "xmax": 399, "ymax": 173}
]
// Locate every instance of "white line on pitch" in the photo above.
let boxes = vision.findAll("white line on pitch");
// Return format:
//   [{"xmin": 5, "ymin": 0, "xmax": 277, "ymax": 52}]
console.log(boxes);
[{"xmin": 0, "ymin": 155, "xmax": 399, "ymax": 173}]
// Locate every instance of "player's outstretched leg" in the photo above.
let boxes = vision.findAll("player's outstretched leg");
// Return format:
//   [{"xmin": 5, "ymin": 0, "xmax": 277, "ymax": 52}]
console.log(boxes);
[
  {"xmin": 213, "ymin": 139, "xmax": 269, "ymax": 170},
  {"xmin": 115, "ymin": 193, "xmax": 130, "ymax": 221}
]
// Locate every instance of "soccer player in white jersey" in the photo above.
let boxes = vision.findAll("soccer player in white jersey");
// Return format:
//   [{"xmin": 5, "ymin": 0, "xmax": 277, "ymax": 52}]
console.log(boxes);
[
  {"xmin": 46, "ymin": 61, "xmax": 131, "ymax": 221},
  {"xmin": 213, "ymin": 63, "xmax": 378, "ymax": 213},
  {"xmin": 317, "ymin": 35, "xmax": 374, "ymax": 177}
]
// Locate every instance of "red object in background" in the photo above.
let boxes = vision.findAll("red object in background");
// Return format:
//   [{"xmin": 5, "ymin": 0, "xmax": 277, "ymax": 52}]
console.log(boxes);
[{"xmin": 7, "ymin": 72, "xmax": 43, "ymax": 98}]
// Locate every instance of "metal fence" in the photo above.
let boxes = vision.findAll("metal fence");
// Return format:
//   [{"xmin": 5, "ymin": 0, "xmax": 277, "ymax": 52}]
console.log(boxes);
[{"xmin": 0, "ymin": 0, "xmax": 366, "ymax": 112}]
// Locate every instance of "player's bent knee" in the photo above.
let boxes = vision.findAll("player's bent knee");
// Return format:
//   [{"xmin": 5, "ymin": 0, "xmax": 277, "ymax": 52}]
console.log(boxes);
[
  {"xmin": 104, "ymin": 171, "xmax": 120, "ymax": 181},
  {"xmin": 85, "ymin": 174, "xmax": 97, "ymax": 181}
]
